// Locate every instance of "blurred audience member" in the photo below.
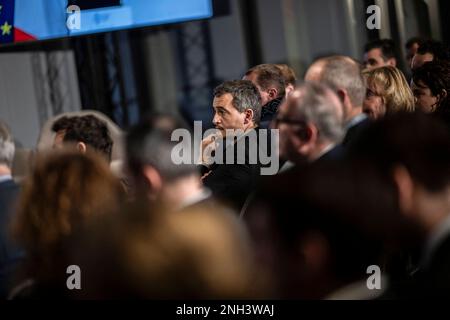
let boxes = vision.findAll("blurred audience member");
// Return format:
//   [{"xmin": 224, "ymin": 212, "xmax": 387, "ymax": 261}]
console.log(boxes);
[
  {"xmin": 275, "ymin": 82, "xmax": 344, "ymax": 167},
  {"xmin": 9, "ymin": 150, "xmax": 124, "ymax": 299},
  {"xmin": 275, "ymin": 64, "xmax": 298, "ymax": 97},
  {"xmin": 350, "ymin": 112, "xmax": 450, "ymax": 298},
  {"xmin": 305, "ymin": 56, "xmax": 368, "ymax": 148},
  {"xmin": 363, "ymin": 39, "xmax": 398, "ymax": 70},
  {"xmin": 362, "ymin": 66, "xmax": 415, "ymax": 119},
  {"xmin": 411, "ymin": 39, "xmax": 450, "ymax": 70},
  {"xmin": 126, "ymin": 116, "xmax": 210, "ymax": 211},
  {"xmin": 245, "ymin": 159, "xmax": 416, "ymax": 299},
  {"xmin": 52, "ymin": 115, "xmax": 113, "ymax": 162},
  {"xmin": 0, "ymin": 121, "xmax": 23, "ymax": 298},
  {"xmin": 69, "ymin": 205, "xmax": 256, "ymax": 299},
  {"xmin": 243, "ymin": 64, "xmax": 286, "ymax": 128}
]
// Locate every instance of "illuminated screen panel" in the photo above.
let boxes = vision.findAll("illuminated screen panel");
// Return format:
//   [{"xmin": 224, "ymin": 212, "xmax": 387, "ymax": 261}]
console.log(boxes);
[{"xmin": 0, "ymin": 0, "xmax": 213, "ymax": 44}]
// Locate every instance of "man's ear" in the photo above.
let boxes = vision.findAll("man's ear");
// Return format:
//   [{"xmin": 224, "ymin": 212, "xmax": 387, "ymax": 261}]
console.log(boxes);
[
  {"xmin": 142, "ymin": 165, "xmax": 163, "ymax": 193},
  {"xmin": 76, "ymin": 142, "xmax": 87, "ymax": 154},
  {"xmin": 267, "ymin": 88, "xmax": 278, "ymax": 100},
  {"xmin": 438, "ymin": 89, "xmax": 448, "ymax": 103},
  {"xmin": 244, "ymin": 109, "xmax": 254, "ymax": 125},
  {"xmin": 387, "ymin": 58, "xmax": 397, "ymax": 67},
  {"xmin": 392, "ymin": 165, "xmax": 415, "ymax": 215}
]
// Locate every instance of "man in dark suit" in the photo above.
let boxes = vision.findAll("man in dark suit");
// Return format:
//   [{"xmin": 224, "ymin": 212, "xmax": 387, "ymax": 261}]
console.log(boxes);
[
  {"xmin": 305, "ymin": 55, "xmax": 370, "ymax": 149},
  {"xmin": 0, "ymin": 121, "xmax": 23, "ymax": 298},
  {"xmin": 201, "ymin": 80, "xmax": 273, "ymax": 211}
]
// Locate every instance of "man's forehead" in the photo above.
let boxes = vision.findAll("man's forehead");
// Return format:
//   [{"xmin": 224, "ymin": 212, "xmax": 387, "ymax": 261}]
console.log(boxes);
[{"xmin": 213, "ymin": 93, "xmax": 234, "ymax": 106}]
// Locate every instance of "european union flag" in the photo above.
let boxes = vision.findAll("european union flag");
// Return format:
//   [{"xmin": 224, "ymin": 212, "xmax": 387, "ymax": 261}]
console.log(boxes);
[{"xmin": 0, "ymin": 0, "xmax": 14, "ymax": 44}]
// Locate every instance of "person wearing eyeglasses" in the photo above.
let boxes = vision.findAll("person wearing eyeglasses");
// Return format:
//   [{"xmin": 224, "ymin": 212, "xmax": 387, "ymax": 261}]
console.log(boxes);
[{"xmin": 275, "ymin": 82, "xmax": 345, "ymax": 168}]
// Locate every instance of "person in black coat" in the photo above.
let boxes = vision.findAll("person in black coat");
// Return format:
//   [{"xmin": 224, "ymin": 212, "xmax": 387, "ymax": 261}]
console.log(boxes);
[{"xmin": 201, "ymin": 80, "xmax": 275, "ymax": 211}]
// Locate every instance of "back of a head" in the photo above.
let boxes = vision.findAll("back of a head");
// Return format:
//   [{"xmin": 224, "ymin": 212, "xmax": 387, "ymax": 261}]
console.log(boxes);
[
  {"xmin": 350, "ymin": 112, "xmax": 450, "ymax": 193},
  {"xmin": 275, "ymin": 64, "xmax": 297, "ymax": 87},
  {"xmin": 12, "ymin": 150, "xmax": 124, "ymax": 255},
  {"xmin": 417, "ymin": 40, "xmax": 450, "ymax": 62},
  {"xmin": 126, "ymin": 116, "xmax": 199, "ymax": 185},
  {"xmin": 308, "ymin": 56, "xmax": 366, "ymax": 109},
  {"xmin": 364, "ymin": 38, "xmax": 398, "ymax": 60},
  {"xmin": 55, "ymin": 115, "xmax": 113, "ymax": 162},
  {"xmin": 0, "ymin": 120, "xmax": 15, "ymax": 169},
  {"xmin": 287, "ymin": 82, "xmax": 344, "ymax": 144},
  {"xmin": 245, "ymin": 64, "xmax": 286, "ymax": 98},
  {"xmin": 363, "ymin": 66, "xmax": 415, "ymax": 114},
  {"xmin": 406, "ymin": 37, "xmax": 425, "ymax": 50}
]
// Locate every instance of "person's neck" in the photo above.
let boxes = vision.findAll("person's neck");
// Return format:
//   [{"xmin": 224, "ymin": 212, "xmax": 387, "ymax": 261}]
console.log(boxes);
[
  {"xmin": 161, "ymin": 175, "xmax": 204, "ymax": 209},
  {"xmin": 345, "ymin": 106, "xmax": 363, "ymax": 124},
  {"xmin": 0, "ymin": 165, "xmax": 11, "ymax": 177}
]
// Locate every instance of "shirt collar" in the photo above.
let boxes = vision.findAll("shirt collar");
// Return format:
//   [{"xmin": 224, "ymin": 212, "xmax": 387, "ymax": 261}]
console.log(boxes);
[
  {"xmin": 422, "ymin": 214, "xmax": 450, "ymax": 267},
  {"xmin": 0, "ymin": 175, "xmax": 13, "ymax": 184}
]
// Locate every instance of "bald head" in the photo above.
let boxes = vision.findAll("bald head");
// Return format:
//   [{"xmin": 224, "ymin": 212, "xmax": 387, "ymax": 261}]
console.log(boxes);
[{"xmin": 305, "ymin": 56, "xmax": 365, "ymax": 121}]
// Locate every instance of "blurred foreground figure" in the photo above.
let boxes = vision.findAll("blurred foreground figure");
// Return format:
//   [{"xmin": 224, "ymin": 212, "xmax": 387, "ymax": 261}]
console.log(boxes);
[
  {"xmin": 350, "ymin": 112, "xmax": 450, "ymax": 298},
  {"xmin": 245, "ymin": 159, "xmax": 418, "ymax": 299},
  {"xmin": 9, "ymin": 150, "xmax": 124, "ymax": 299},
  {"xmin": 0, "ymin": 121, "xmax": 23, "ymax": 298},
  {"xmin": 68, "ymin": 204, "xmax": 257, "ymax": 299}
]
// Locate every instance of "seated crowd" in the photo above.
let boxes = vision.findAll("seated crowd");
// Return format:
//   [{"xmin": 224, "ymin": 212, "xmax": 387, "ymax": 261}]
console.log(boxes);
[{"xmin": 1, "ymin": 37, "xmax": 450, "ymax": 299}]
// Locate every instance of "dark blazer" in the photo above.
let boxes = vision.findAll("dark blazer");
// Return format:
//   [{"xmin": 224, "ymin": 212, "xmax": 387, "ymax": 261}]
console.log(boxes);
[
  {"xmin": 0, "ymin": 179, "xmax": 24, "ymax": 298},
  {"xmin": 343, "ymin": 117, "xmax": 371, "ymax": 150},
  {"xmin": 202, "ymin": 127, "xmax": 272, "ymax": 211}
]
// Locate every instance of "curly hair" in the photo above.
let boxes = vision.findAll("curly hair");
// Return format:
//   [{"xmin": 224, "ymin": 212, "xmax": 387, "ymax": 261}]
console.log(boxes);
[
  {"xmin": 363, "ymin": 66, "xmax": 415, "ymax": 114},
  {"xmin": 412, "ymin": 60, "xmax": 450, "ymax": 113},
  {"xmin": 52, "ymin": 115, "xmax": 113, "ymax": 161}
]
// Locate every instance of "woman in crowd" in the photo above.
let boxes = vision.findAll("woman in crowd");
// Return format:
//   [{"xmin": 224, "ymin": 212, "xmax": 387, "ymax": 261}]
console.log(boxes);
[
  {"xmin": 411, "ymin": 60, "xmax": 450, "ymax": 119},
  {"xmin": 9, "ymin": 149, "xmax": 124, "ymax": 298},
  {"xmin": 363, "ymin": 66, "xmax": 415, "ymax": 119}
]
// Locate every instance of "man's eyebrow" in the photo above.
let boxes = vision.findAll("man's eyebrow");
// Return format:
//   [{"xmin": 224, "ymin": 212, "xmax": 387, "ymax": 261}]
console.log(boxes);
[{"xmin": 214, "ymin": 106, "xmax": 228, "ymax": 112}]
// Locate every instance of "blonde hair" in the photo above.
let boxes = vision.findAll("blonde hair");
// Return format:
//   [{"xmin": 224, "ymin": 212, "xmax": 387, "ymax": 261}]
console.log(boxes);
[{"xmin": 363, "ymin": 66, "xmax": 415, "ymax": 114}]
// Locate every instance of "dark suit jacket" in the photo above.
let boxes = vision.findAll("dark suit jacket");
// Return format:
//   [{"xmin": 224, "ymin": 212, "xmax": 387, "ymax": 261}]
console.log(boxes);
[
  {"xmin": 202, "ymin": 127, "xmax": 272, "ymax": 211},
  {"xmin": 343, "ymin": 117, "xmax": 371, "ymax": 151},
  {"xmin": 0, "ymin": 179, "xmax": 24, "ymax": 298}
]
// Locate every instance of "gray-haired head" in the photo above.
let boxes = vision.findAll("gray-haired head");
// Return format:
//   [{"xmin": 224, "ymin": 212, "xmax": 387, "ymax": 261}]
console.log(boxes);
[
  {"xmin": 0, "ymin": 120, "xmax": 15, "ymax": 169},
  {"xmin": 213, "ymin": 80, "xmax": 262, "ymax": 125},
  {"xmin": 306, "ymin": 56, "xmax": 366, "ymax": 110},
  {"xmin": 126, "ymin": 116, "xmax": 198, "ymax": 184},
  {"xmin": 287, "ymin": 82, "xmax": 345, "ymax": 144}
]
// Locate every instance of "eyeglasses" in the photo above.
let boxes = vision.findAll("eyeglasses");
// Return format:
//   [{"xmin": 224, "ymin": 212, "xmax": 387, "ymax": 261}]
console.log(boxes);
[{"xmin": 273, "ymin": 116, "xmax": 307, "ymax": 127}]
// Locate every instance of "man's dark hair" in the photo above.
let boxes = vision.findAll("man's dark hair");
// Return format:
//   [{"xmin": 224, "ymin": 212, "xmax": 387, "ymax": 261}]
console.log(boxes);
[
  {"xmin": 364, "ymin": 38, "xmax": 398, "ymax": 61},
  {"xmin": 412, "ymin": 60, "xmax": 450, "ymax": 113},
  {"xmin": 416, "ymin": 40, "xmax": 450, "ymax": 61},
  {"xmin": 52, "ymin": 116, "xmax": 73, "ymax": 133},
  {"xmin": 126, "ymin": 116, "xmax": 199, "ymax": 184},
  {"xmin": 213, "ymin": 80, "xmax": 262, "ymax": 125},
  {"xmin": 245, "ymin": 64, "xmax": 286, "ymax": 100},
  {"xmin": 350, "ymin": 112, "xmax": 450, "ymax": 193},
  {"xmin": 52, "ymin": 115, "xmax": 113, "ymax": 161}
]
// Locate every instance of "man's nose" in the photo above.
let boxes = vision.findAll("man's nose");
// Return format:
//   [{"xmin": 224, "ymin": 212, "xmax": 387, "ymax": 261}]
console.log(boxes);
[{"xmin": 213, "ymin": 114, "xmax": 221, "ymax": 125}]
